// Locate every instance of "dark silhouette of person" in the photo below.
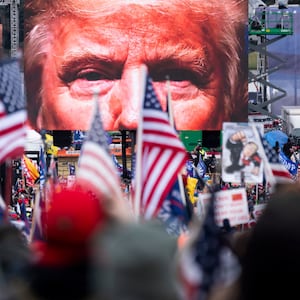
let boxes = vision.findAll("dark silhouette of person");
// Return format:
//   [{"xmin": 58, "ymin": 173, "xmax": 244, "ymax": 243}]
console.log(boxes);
[
  {"xmin": 283, "ymin": 138, "xmax": 293, "ymax": 159},
  {"xmin": 273, "ymin": 141, "xmax": 280, "ymax": 154}
]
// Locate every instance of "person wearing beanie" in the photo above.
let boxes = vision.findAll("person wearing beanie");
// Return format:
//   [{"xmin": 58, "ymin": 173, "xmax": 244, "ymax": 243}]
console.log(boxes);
[{"xmin": 89, "ymin": 221, "xmax": 181, "ymax": 300}]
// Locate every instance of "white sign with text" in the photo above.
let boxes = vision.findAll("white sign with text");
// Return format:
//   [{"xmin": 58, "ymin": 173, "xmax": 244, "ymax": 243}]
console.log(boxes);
[{"xmin": 198, "ymin": 188, "xmax": 249, "ymax": 227}]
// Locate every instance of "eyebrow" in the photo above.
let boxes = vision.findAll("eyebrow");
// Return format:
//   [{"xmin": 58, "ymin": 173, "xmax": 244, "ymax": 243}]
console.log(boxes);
[
  {"xmin": 145, "ymin": 43, "xmax": 213, "ymax": 77},
  {"xmin": 58, "ymin": 52, "xmax": 124, "ymax": 82},
  {"xmin": 57, "ymin": 42, "xmax": 212, "ymax": 80}
]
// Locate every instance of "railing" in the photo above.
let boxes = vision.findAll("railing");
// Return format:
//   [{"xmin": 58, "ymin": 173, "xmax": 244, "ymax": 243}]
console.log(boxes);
[{"xmin": 249, "ymin": 7, "xmax": 294, "ymax": 36}]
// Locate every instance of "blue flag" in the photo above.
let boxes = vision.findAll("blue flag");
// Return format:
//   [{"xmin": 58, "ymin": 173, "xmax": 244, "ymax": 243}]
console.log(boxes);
[
  {"xmin": 68, "ymin": 163, "xmax": 76, "ymax": 176},
  {"xmin": 279, "ymin": 151, "xmax": 298, "ymax": 176},
  {"xmin": 20, "ymin": 198, "xmax": 30, "ymax": 236},
  {"xmin": 157, "ymin": 178, "xmax": 190, "ymax": 236},
  {"xmin": 193, "ymin": 155, "xmax": 207, "ymax": 178},
  {"xmin": 39, "ymin": 146, "xmax": 47, "ymax": 188}
]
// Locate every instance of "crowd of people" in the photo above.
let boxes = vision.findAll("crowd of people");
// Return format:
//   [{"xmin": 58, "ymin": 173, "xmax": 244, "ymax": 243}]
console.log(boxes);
[
  {"xmin": 1, "ymin": 179, "xmax": 300, "ymax": 299},
  {"xmin": 0, "ymin": 136, "xmax": 296, "ymax": 299},
  {"xmin": 0, "ymin": 131, "xmax": 298, "ymax": 299},
  {"xmin": 1, "ymin": 0, "xmax": 298, "ymax": 298}
]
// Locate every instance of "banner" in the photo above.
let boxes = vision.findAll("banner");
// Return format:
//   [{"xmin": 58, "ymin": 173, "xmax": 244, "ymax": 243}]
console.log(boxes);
[
  {"xmin": 198, "ymin": 188, "xmax": 249, "ymax": 227},
  {"xmin": 279, "ymin": 151, "xmax": 298, "ymax": 176},
  {"xmin": 222, "ymin": 122, "xmax": 264, "ymax": 183}
]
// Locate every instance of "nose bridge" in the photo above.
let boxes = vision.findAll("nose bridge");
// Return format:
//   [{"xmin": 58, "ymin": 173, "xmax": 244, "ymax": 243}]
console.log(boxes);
[{"xmin": 117, "ymin": 66, "xmax": 147, "ymax": 129}]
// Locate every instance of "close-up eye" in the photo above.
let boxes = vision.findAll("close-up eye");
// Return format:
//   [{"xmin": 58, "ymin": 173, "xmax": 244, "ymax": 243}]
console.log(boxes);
[
  {"xmin": 61, "ymin": 68, "xmax": 116, "ymax": 84},
  {"xmin": 59, "ymin": 58, "xmax": 123, "ymax": 85},
  {"xmin": 150, "ymin": 68, "xmax": 211, "ymax": 89},
  {"xmin": 77, "ymin": 70, "xmax": 107, "ymax": 81},
  {"xmin": 59, "ymin": 64, "xmax": 118, "ymax": 97}
]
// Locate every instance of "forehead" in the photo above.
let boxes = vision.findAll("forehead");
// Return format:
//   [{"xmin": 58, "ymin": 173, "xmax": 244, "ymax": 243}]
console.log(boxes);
[
  {"xmin": 50, "ymin": 8, "xmax": 211, "ymax": 66},
  {"xmin": 41, "ymin": 0, "xmax": 228, "ymax": 52},
  {"xmin": 49, "ymin": 1, "xmax": 218, "ymax": 45},
  {"xmin": 61, "ymin": 0, "xmax": 192, "ymax": 10},
  {"xmin": 49, "ymin": 0, "xmax": 218, "ymax": 22}
]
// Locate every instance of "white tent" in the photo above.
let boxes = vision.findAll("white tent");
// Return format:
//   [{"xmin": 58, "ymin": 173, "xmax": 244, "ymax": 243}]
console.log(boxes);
[{"xmin": 24, "ymin": 129, "xmax": 43, "ymax": 152}]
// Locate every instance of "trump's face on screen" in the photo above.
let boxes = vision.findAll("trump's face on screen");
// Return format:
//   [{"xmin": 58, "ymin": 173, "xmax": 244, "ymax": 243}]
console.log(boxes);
[{"xmin": 24, "ymin": 0, "xmax": 248, "ymax": 131}]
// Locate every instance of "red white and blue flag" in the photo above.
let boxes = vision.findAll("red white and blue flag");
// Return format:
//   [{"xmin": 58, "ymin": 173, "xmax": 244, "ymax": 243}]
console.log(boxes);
[
  {"xmin": 179, "ymin": 191, "xmax": 241, "ymax": 300},
  {"xmin": 76, "ymin": 96, "xmax": 122, "ymax": 201},
  {"xmin": 0, "ymin": 58, "xmax": 27, "ymax": 164},
  {"xmin": 256, "ymin": 128, "xmax": 294, "ymax": 184},
  {"xmin": 134, "ymin": 73, "xmax": 187, "ymax": 220}
]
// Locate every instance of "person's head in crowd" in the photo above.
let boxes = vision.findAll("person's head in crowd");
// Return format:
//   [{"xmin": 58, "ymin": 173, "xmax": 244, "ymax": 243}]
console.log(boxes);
[
  {"xmin": 239, "ymin": 183, "xmax": 300, "ymax": 300},
  {"xmin": 24, "ymin": 0, "xmax": 248, "ymax": 131},
  {"xmin": 39, "ymin": 185, "xmax": 105, "ymax": 266},
  {"xmin": 0, "ymin": 223, "xmax": 32, "ymax": 298},
  {"xmin": 89, "ymin": 221, "xmax": 181, "ymax": 300},
  {"xmin": 29, "ymin": 184, "xmax": 106, "ymax": 300}
]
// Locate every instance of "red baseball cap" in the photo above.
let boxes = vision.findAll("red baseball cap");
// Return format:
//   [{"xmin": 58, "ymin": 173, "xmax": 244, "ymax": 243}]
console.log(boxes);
[{"xmin": 35, "ymin": 184, "xmax": 106, "ymax": 267}]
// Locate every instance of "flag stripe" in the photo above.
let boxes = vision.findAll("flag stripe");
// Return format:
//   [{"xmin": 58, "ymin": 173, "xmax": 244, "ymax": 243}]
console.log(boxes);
[
  {"xmin": 78, "ymin": 143, "xmax": 119, "ymax": 196},
  {"xmin": 144, "ymin": 150, "xmax": 186, "ymax": 209},
  {"xmin": 0, "ymin": 130, "xmax": 27, "ymax": 162},
  {"xmin": 77, "ymin": 95, "xmax": 123, "ymax": 203},
  {"xmin": 143, "ymin": 150, "xmax": 174, "ymax": 217},
  {"xmin": 136, "ymin": 74, "xmax": 187, "ymax": 219},
  {"xmin": 0, "ymin": 110, "xmax": 26, "ymax": 130}
]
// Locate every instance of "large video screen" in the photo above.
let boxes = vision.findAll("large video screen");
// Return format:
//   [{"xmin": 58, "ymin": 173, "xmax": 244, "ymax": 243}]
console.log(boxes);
[{"xmin": 24, "ymin": 0, "xmax": 248, "ymax": 131}]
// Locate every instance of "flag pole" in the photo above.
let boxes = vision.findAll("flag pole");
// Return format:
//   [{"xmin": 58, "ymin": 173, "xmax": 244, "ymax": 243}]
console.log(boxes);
[{"xmin": 133, "ymin": 65, "xmax": 148, "ymax": 220}]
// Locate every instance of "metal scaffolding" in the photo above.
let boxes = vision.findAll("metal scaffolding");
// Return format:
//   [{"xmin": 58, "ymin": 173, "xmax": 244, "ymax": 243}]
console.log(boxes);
[
  {"xmin": 0, "ymin": 0, "xmax": 19, "ymax": 57},
  {"xmin": 248, "ymin": 6, "xmax": 294, "ymax": 119}
]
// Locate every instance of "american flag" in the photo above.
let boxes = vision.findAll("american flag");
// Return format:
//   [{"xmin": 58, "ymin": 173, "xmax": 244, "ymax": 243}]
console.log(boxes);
[
  {"xmin": 135, "ymin": 74, "xmax": 187, "ymax": 220},
  {"xmin": 0, "ymin": 58, "xmax": 27, "ymax": 164},
  {"xmin": 76, "ymin": 98, "xmax": 122, "ymax": 201},
  {"xmin": 258, "ymin": 131, "xmax": 294, "ymax": 184},
  {"xmin": 179, "ymin": 191, "xmax": 241, "ymax": 300}
]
